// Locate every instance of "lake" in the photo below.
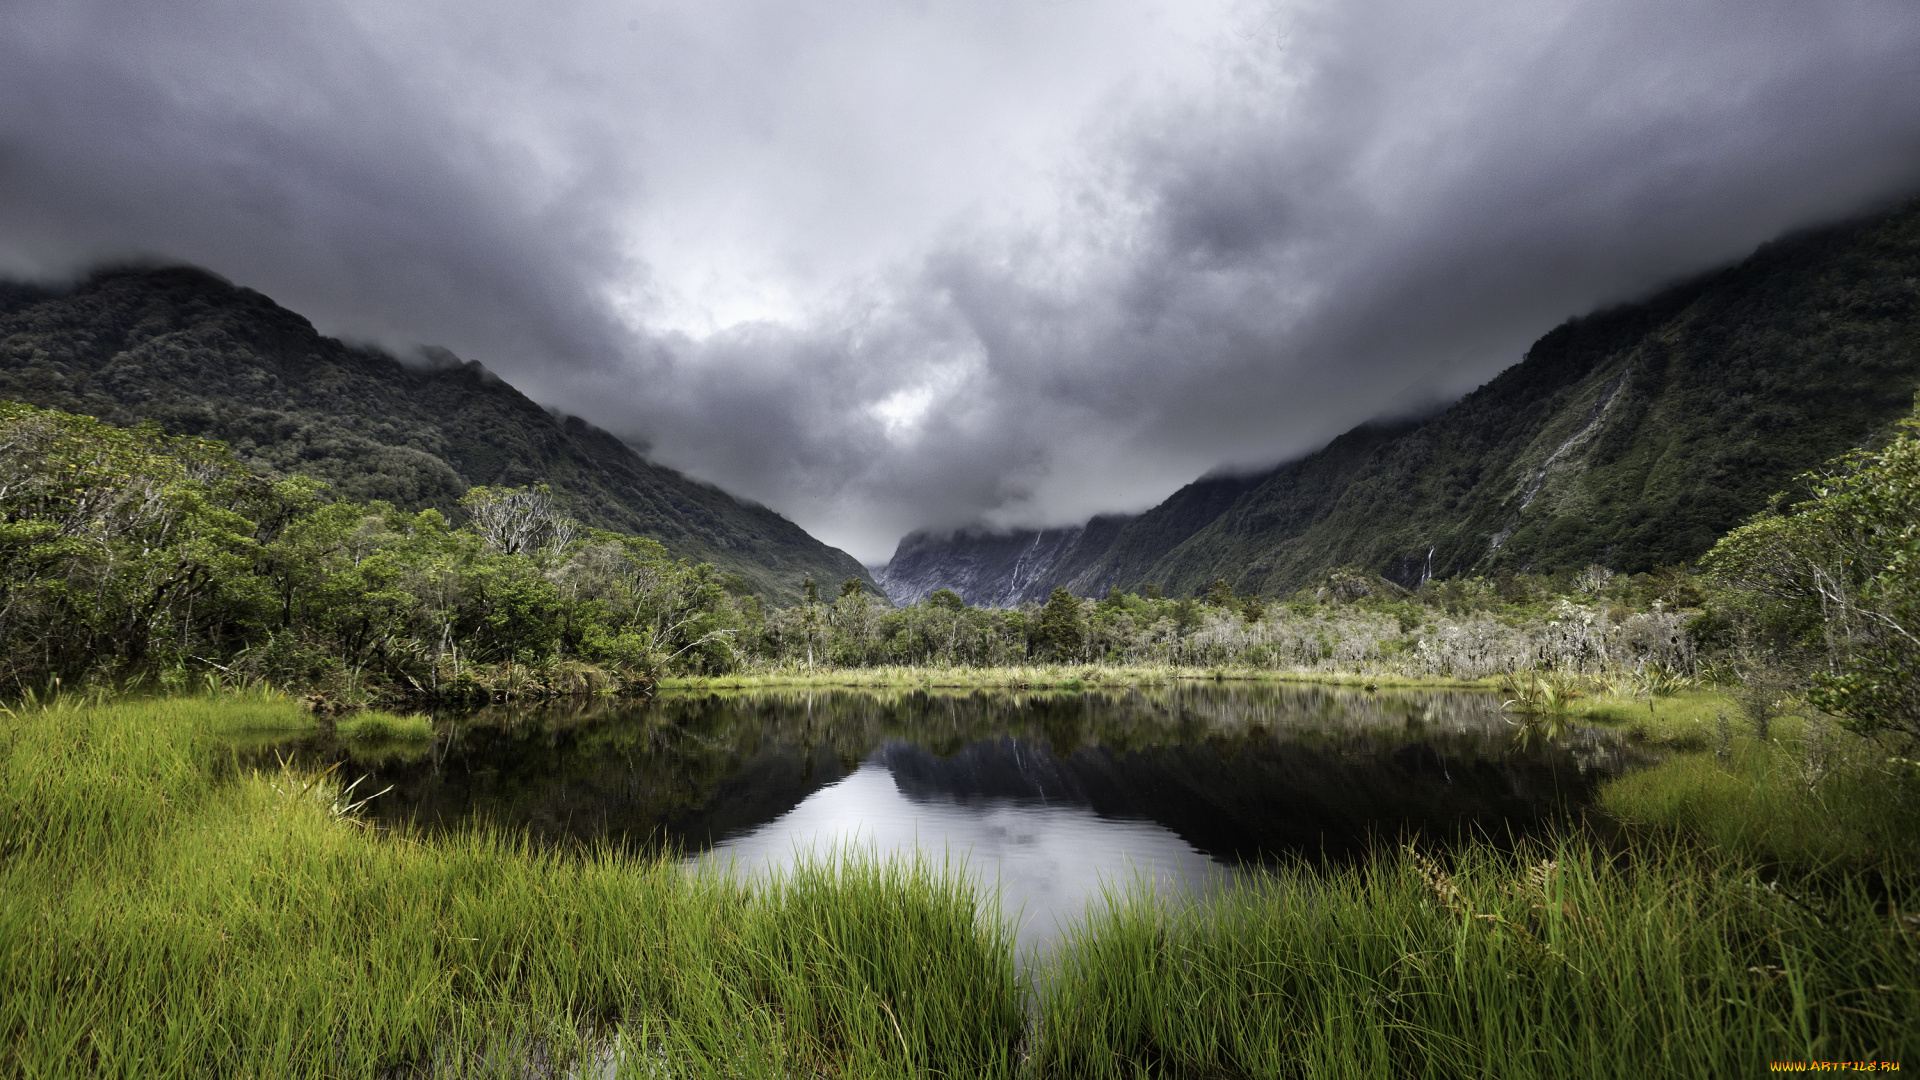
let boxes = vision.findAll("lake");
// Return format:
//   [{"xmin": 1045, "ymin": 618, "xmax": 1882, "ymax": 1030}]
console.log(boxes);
[{"xmin": 321, "ymin": 683, "xmax": 1633, "ymax": 951}]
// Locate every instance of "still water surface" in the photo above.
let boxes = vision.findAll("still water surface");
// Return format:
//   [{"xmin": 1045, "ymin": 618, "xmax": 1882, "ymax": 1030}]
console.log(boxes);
[{"xmin": 322, "ymin": 685, "xmax": 1632, "ymax": 951}]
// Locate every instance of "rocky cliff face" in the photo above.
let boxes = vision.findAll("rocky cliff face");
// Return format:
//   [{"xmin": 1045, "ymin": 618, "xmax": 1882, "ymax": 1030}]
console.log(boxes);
[
  {"xmin": 881, "ymin": 197, "xmax": 1920, "ymax": 602},
  {"xmin": 876, "ymin": 518, "xmax": 1130, "ymax": 607},
  {"xmin": 0, "ymin": 265, "xmax": 874, "ymax": 603},
  {"xmin": 876, "ymin": 470, "xmax": 1269, "ymax": 606}
]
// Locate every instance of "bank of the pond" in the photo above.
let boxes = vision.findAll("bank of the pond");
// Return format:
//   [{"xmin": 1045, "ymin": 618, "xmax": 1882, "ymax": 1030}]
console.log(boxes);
[
  {"xmin": 2, "ymin": 694, "xmax": 1914, "ymax": 1077},
  {"xmin": 654, "ymin": 662, "xmax": 1496, "ymax": 693},
  {"xmin": 0, "ymin": 694, "xmax": 1025, "ymax": 1077}
]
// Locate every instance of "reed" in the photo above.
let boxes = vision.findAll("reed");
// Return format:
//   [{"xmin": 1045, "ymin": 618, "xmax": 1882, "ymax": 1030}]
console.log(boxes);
[
  {"xmin": 4, "ymin": 693, "xmax": 1913, "ymax": 1076},
  {"xmin": 0, "ymin": 695, "xmax": 1024, "ymax": 1078},
  {"xmin": 1601, "ymin": 727, "xmax": 1920, "ymax": 874},
  {"xmin": 335, "ymin": 708, "xmax": 437, "ymax": 742},
  {"xmin": 1035, "ymin": 837, "xmax": 1918, "ymax": 1078}
]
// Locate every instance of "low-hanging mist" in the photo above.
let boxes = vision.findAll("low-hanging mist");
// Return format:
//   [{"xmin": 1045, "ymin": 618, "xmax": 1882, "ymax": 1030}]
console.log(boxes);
[{"xmin": 4, "ymin": 0, "xmax": 1920, "ymax": 561}]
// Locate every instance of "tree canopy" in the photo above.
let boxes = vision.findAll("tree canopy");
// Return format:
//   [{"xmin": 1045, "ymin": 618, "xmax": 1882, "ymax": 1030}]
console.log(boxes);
[{"xmin": 1702, "ymin": 397, "xmax": 1920, "ymax": 741}]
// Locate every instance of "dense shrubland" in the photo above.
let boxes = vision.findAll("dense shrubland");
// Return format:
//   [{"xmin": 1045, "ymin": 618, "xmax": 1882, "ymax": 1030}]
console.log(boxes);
[
  {"xmin": 4, "ymin": 397, "xmax": 1916, "ymax": 724},
  {"xmin": 0, "ymin": 402, "xmax": 746, "ymax": 704},
  {"xmin": 756, "ymin": 571, "xmax": 1701, "ymax": 680}
]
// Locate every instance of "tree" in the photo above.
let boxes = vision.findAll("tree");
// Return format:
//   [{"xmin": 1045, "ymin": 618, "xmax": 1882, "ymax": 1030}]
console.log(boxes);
[
  {"xmin": 1034, "ymin": 587, "xmax": 1084, "ymax": 661},
  {"xmin": 0, "ymin": 403, "xmax": 263, "ymax": 680},
  {"xmin": 1240, "ymin": 595, "xmax": 1267, "ymax": 624},
  {"xmin": 928, "ymin": 588, "xmax": 967, "ymax": 612},
  {"xmin": 1701, "ymin": 398, "xmax": 1920, "ymax": 741},
  {"xmin": 459, "ymin": 484, "xmax": 576, "ymax": 558}
]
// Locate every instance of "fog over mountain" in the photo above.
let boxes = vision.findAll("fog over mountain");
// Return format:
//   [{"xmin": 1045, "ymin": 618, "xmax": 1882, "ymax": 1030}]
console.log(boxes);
[{"xmin": 4, "ymin": 0, "xmax": 1919, "ymax": 562}]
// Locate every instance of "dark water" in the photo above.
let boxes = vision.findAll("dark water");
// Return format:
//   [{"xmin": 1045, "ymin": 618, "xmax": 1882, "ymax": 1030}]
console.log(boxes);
[{"xmin": 313, "ymin": 684, "xmax": 1634, "ymax": 949}]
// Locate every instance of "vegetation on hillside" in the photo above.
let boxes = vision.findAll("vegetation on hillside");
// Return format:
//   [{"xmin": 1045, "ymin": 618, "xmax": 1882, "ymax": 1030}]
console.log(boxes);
[
  {"xmin": 1703, "ymin": 402, "xmax": 1920, "ymax": 741},
  {"xmin": 0, "ymin": 266, "xmax": 872, "ymax": 602},
  {"xmin": 0, "ymin": 402, "xmax": 748, "ymax": 702},
  {"xmin": 881, "ymin": 197, "xmax": 1920, "ymax": 604}
]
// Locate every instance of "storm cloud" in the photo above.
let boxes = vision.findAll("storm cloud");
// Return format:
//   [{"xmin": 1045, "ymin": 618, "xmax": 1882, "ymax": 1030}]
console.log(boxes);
[{"xmin": 4, "ymin": 0, "xmax": 1919, "ymax": 561}]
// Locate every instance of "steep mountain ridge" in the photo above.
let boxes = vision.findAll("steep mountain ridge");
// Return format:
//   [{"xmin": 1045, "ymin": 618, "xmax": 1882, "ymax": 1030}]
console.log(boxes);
[
  {"xmin": 0, "ymin": 265, "xmax": 874, "ymax": 602},
  {"xmin": 878, "ymin": 470, "xmax": 1270, "ymax": 606},
  {"xmin": 882, "ymin": 197, "xmax": 1920, "ymax": 603}
]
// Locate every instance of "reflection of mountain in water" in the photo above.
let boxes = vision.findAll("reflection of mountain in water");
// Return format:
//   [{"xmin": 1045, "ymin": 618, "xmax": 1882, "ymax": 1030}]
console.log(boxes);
[
  {"xmin": 318, "ymin": 684, "xmax": 1632, "ymax": 862},
  {"xmin": 880, "ymin": 729, "xmax": 1596, "ymax": 862}
]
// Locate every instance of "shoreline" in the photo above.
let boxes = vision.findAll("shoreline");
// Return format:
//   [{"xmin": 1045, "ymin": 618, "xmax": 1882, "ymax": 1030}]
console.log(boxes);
[{"xmin": 653, "ymin": 663, "xmax": 1501, "ymax": 693}]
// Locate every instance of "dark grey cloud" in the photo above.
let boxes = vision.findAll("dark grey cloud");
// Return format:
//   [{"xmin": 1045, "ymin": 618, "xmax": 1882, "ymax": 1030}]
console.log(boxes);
[{"xmin": 4, "ymin": 0, "xmax": 1919, "ymax": 561}]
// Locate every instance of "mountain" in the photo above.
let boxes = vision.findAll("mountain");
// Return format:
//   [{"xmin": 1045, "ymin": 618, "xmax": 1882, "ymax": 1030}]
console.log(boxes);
[
  {"xmin": 876, "ymin": 470, "xmax": 1269, "ymax": 605},
  {"xmin": 882, "ymin": 197, "xmax": 1920, "ymax": 605},
  {"xmin": 0, "ymin": 265, "xmax": 874, "ymax": 602}
]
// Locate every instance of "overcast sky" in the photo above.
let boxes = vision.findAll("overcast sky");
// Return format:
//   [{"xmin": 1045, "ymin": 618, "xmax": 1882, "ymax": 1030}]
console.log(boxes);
[{"xmin": 5, "ymin": 0, "xmax": 1920, "ymax": 562}]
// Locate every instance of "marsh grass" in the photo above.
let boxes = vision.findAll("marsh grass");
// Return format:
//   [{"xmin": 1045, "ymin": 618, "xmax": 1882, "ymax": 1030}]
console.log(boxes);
[
  {"xmin": 1036, "ymin": 838, "xmax": 1918, "ymax": 1078},
  {"xmin": 336, "ymin": 709, "xmax": 437, "ymax": 742},
  {"xmin": 0, "ymin": 695, "xmax": 1024, "ymax": 1078},
  {"xmin": 5, "ymin": 693, "xmax": 1915, "ymax": 1076},
  {"xmin": 1562, "ymin": 684, "xmax": 1920, "ymax": 872},
  {"xmin": 1568, "ymin": 687, "xmax": 1731, "ymax": 749},
  {"xmin": 1601, "ymin": 732, "xmax": 1920, "ymax": 874}
]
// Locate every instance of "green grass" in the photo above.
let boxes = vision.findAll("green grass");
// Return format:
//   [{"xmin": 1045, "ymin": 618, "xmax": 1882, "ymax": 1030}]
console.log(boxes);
[
  {"xmin": 1037, "ymin": 837, "xmax": 1917, "ymax": 1078},
  {"xmin": 0, "ymin": 694, "xmax": 1023, "ymax": 1077},
  {"xmin": 1547, "ymin": 685, "xmax": 1920, "ymax": 872},
  {"xmin": 336, "ymin": 708, "xmax": 436, "ymax": 742},
  {"xmin": 1566, "ymin": 687, "xmax": 1731, "ymax": 748},
  {"xmin": 1600, "ymin": 731, "xmax": 1920, "ymax": 874},
  {"xmin": 3, "ymin": 692, "xmax": 1914, "ymax": 1076}
]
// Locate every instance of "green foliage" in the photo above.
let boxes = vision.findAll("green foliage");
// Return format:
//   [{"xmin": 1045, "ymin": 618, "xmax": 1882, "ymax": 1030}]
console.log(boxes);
[
  {"xmin": 0, "ymin": 696, "xmax": 1024, "ymax": 1076},
  {"xmin": 0, "ymin": 403, "xmax": 750, "ymax": 698},
  {"xmin": 336, "ymin": 710, "xmax": 435, "ymax": 742},
  {"xmin": 1038, "ymin": 837, "xmax": 1917, "ymax": 1077},
  {"xmin": 1602, "ymin": 720, "xmax": 1920, "ymax": 873},
  {"xmin": 927, "ymin": 588, "xmax": 967, "ymax": 612},
  {"xmin": 1202, "ymin": 577, "xmax": 1236, "ymax": 607},
  {"xmin": 1702, "ymin": 399, "xmax": 1920, "ymax": 741},
  {"xmin": 0, "ymin": 266, "xmax": 873, "ymax": 603},
  {"xmin": 1034, "ymin": 587, "xmax": 1086, "ymax": 661},
  {"xmin": 746, "ymin": 564, "xmax": 1713, "ymax": 682}
]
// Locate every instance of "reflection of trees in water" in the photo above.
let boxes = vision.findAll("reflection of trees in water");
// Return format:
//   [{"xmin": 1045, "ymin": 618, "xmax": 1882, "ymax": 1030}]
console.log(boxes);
[{"xmin": 330, "ymin": 686, "xmax": 1627, "ymax": 859}]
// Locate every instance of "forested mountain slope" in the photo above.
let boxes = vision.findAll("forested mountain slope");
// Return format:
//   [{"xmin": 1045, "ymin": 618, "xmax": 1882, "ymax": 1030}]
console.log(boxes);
[
  {"xmin": 883, "ymin": 197, "xmax": 1920, "ymax": 603},
  {"xmin": 0, "ymin": 265, "xmax": 872, "ymax": 602}
]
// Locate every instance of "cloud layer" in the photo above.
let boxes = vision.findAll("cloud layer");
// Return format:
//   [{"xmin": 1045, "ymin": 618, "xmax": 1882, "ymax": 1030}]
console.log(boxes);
[{"xmin": 5, "ymin": 0, "xmax": 1919, "ymax": 561}]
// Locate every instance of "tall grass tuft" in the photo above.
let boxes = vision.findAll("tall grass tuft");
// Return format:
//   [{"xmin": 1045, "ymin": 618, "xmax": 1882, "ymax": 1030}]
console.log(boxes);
[
  {"xmin": 1035, "ymin": 837, "xmax": 1918, "ymax": 1078},
  {"xmin": 335, "ymin": 708, "xmax": 436, "ymax": 742}
]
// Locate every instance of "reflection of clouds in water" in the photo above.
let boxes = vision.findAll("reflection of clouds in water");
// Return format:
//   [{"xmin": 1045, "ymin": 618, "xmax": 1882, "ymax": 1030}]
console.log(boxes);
[{"xmin": 700, "ymin": 761, "xmax": 1227, "ymax": 954}]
